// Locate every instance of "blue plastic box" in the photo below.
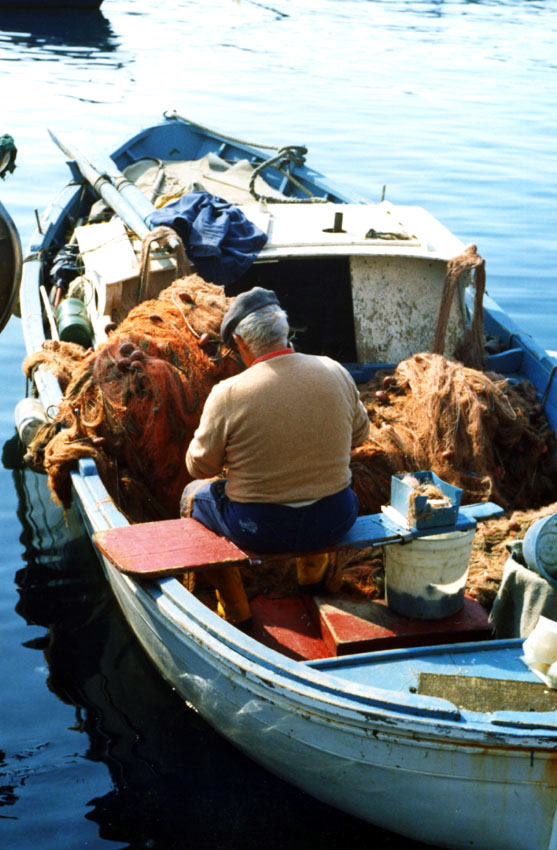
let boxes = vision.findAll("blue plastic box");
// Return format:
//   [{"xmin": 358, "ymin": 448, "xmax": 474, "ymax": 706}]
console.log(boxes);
[{"xmin": 390, "ymin": 471, "xmax": 462, "ymax": 530}]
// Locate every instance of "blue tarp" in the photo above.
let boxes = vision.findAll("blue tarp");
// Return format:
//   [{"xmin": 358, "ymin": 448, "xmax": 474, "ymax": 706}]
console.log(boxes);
[{"xmin": 147, "ymin": 191, "xmax": 268, "ymax": 286}]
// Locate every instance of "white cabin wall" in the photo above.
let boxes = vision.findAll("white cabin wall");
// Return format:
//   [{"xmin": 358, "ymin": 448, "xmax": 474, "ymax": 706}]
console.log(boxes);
[{"xmin": 350, "ymin": 255, "xmax": 468, "ymax": 364}]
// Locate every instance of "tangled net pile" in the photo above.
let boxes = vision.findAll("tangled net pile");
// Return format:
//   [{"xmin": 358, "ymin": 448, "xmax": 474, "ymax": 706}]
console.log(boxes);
[
  {"xmin": 23, "ymin": 275, "xmax": 240, "ymax": 522},
  {"xmin": 22, "ymin": 269, "xmax": 557, "ymax": 610},
  {"xmin": 339, "ymin": 353, "xmax": 557, "ymax": 606},
  {"xmin": 350, "ymin": 352, "xmax": 557, "ymax": 514}
]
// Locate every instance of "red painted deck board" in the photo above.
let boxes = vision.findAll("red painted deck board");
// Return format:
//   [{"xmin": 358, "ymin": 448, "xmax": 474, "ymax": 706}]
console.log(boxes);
[
  {"xmin": 312, "ymin": 594, "xmax": 493, "ymax": 656},
  {"xmin": 93, "ymin": 518, "xmax": 249, "ymax": 577},
  {"xmin": 249, "ymin": 594, "xmax": 332, "ymax": 661},
  {"xmin": 244, "ymin": 593, "xmax": 492, "ymax": 662}
]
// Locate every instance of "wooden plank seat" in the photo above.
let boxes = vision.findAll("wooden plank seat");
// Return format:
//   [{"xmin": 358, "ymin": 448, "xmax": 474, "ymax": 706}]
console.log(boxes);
[
  {"xmin": 93, "ymin": 517, "xmax": 249, "ymax": 579},
  {"xmin": 93, "ymin": 502, "xmax": 502, "ymax": 579}
]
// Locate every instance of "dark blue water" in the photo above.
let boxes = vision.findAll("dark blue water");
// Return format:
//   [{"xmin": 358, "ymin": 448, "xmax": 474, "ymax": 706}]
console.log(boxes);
[{"xmin": 1, "ymin": 1, "xmax": 556, "ymax": 847}]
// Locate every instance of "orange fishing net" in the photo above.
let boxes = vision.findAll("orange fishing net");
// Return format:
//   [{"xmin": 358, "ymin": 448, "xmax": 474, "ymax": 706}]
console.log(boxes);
[
  {"xmin": 350, "ymin": 352, "xmax": 557, "ymax": 514},
  {"xmin": 23, "ymin": 275, "xmax": 241, "ymax": 521}
]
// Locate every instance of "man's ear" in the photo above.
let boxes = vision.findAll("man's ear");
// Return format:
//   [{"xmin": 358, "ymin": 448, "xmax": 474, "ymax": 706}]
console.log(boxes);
[{"xmin": 234, "ymin": 335, "xmax": 254, "ymax": 367}]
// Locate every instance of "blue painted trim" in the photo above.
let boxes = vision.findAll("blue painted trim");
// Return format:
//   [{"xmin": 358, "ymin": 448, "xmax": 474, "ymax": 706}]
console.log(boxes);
[
  {"xmin": 305, "ymin": 638, "xmax": 524, "ymax": 670},
  {"xmin": 460, "ymin": 501, "xmax": 504, "ymax": 520},
  {"xmin": 486, "ymin": 348, "xmax": 523, "ymax": 372},
  {"xmin": 335, "ymin": 509, "xmax": 476, "ymax": 550},
  {"xmin": 542, "ymin": 364, "xmax": 557, "ymax": 407},
  {"xmin": 345, "ymin": 362, "xmax": 396, "ymax": 382},
  {"xmin": 79, "ymin": 458, "xmax": 98, "ymax": 477}
]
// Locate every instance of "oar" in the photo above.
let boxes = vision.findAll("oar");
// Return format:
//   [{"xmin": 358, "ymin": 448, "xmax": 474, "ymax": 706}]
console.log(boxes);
[{"xmin": 47, "ymin": 129, "xmax": 179, "ymax": 250}]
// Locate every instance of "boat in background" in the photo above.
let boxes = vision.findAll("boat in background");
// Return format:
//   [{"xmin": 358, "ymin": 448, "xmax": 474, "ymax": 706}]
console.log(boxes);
[
  {"xmin": 16, "ymin": 112, "xmax": 557, "ymax": 850},
  {"xmin": 0, "ymin": 0, "xmax": 103, "ymax": 8},
  {"xmin": 0, "ymin": 198, "xmax": 21, "ymax": 333},
  {"xmin": 0, "ymin": 134, "xmax": 22, "ymax": 334}
]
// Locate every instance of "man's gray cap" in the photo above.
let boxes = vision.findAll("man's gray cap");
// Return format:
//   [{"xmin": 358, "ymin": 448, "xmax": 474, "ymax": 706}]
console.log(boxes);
[{"xmin": 221, "ymin": 287, "xmax": 280, "ymax": 348}]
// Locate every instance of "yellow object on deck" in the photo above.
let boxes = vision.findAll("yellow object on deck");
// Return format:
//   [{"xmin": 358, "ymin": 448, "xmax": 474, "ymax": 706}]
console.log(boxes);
[
  {"xmin": 296, "ymin": 553, "xmax": 330, "ymax": 587},
  {"xmin": 208, "ymin": 564, "xmax": 252, "ymax": 624}
]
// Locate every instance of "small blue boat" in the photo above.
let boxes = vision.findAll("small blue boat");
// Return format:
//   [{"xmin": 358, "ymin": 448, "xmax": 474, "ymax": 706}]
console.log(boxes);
[
  {"xmin": 17, "ymin": 112, "xmax": 557, "ymax": 850},
  {"xmin": 0, "ymin": 135, "xmax": 22, "ymax": 333},
  {"xmin": 0, "ymin": 0, "xmax": 103, "ymax": 8},
  {"xmin": 0, "ymin": 198, "xmax": 21, "ymax": 333}
]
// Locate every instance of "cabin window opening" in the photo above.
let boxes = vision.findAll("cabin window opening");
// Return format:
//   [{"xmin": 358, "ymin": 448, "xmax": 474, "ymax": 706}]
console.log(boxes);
[{"xmin": 226, "ymin": 256, "xmax": 358, "ymax": 363}]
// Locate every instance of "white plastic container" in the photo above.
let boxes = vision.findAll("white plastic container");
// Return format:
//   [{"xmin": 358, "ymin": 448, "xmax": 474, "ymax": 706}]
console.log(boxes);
[
  {"xmin": 523, "ymin": 615, "xmax": 557, "ymax": 666},
  {"xmin": 14, "ymin": 397, "xmax": 48, "ymax": 446},
  {"xmin": 385, "ymin": 528, "xmax": 475, "ymax": 619}
]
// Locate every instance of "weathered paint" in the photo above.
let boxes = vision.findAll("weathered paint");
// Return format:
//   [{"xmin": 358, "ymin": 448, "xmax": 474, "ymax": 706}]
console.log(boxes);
[
  {"xmin": 56, "ymin": 454, "xmax": 557, "ymax": 850},
  {"xmin": 93, "ymin": 517, "xmax": 249, "ymax": 576},
  {"xmin": 100, "ymin": 552, "xmax": 557, "ymax": 850},
  {"xmin": 351, "ymin": 254, "xmax": 468, "ymax": 363}
]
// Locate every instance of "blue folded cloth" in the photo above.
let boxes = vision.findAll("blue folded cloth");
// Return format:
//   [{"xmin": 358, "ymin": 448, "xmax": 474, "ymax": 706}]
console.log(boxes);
[{"xmin": 147, "ymin": 191, "xmax": 268, "ymax": 286}]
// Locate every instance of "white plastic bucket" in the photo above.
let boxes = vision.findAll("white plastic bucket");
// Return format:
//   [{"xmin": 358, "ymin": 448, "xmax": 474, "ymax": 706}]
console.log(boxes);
[
  {"xmin": 523, "ymin": 514, "xmax": 557, "ymax": 584},
  {"xmin": 385, "ymin": 528, "xmax": 475, "ymax": 619}
]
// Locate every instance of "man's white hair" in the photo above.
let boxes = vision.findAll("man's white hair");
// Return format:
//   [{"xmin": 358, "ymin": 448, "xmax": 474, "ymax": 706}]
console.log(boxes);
[{"xmin": 234, "ymin": 305, "xmax": 290, "ymax": 356}]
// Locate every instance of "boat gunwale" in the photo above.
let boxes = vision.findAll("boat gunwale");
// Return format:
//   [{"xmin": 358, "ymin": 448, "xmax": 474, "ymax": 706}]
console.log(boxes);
[{"xmin": 111, "ymin": 117, "xmax": 353, "ymax": 206}]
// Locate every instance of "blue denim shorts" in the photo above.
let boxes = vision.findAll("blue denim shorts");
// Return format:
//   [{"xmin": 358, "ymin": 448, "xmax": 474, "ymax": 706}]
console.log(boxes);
[{"xmin": 181, "ymin": 479, "xmax": 359, "ymax": 553}]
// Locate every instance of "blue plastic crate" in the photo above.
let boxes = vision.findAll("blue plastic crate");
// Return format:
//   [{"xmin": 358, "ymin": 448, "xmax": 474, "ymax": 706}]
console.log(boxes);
[{"xmin": 390, "ymin": 471, "xmax": 462, "ymax": 530}]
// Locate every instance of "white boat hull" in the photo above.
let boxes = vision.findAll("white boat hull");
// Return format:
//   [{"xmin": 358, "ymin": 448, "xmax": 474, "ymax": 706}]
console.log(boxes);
[{"xmin": 95, "ymin": 545, "xmax": 557, "ymax": 850}]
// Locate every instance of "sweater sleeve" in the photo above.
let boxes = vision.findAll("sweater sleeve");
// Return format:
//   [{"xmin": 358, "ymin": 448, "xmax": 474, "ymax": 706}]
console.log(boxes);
[
  {"xmin": 352, "ymin": 394, "xmax": 371, "ymax": 448},
  {"xmin": 334, "ymin": 361, "xmax": 371, "ymax": 448},
  {"xmin": 185, "ymin": 384, "xmax": 229, "ymax": 479}
]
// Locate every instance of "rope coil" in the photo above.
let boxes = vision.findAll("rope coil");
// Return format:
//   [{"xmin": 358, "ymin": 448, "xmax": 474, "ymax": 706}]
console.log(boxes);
[{"xmin": 249, "ymin": 146, "xmax": 329, "ymax": 204}]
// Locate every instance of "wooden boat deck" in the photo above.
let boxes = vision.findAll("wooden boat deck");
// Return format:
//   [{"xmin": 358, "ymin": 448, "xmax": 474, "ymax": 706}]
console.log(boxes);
[
  {"xmin": 247, "ymin": 592, "xmax": 492, "ymax": 661},
  {"xmin": 307, "ymin": 639, "xmax": 557, "ymax": 726}
]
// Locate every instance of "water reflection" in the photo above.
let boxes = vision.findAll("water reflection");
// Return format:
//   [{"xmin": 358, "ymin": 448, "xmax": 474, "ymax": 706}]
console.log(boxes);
[{"xmin": 0, "ymin": 10, "xmax": 117, "ymax": 57}]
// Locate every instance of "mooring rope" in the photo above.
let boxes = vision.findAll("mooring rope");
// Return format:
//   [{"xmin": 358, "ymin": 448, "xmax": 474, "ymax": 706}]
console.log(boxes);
[
  {"xmin": 433, "ymin": 243, "xmax": 486, "ymax": 370},
  {"xmin": 248, "ymin": 145, "xmax": 329, "ymax": 204}
]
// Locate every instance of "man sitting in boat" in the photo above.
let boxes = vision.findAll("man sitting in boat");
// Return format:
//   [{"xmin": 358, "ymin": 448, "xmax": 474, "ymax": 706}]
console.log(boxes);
[{"xmin": 181, "ymin": 286, "xmax": 370, "ymax": 617}]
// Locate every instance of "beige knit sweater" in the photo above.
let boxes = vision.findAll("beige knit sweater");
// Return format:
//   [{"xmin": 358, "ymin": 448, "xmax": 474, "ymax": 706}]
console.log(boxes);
[{"xmin": 186, "ymin": 352, "xmax": 370, "ymax": 503}]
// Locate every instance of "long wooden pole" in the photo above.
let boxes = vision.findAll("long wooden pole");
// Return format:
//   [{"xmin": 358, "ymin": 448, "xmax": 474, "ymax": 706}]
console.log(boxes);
[{"xmin": 47, "ymin": 129, "xmax": 177, "ymax": 247}]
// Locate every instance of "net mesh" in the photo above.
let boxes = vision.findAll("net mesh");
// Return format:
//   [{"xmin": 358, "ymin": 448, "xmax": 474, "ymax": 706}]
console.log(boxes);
[
  {"xmin": 350, "ymin": 352, "xmax": 557, "ymax": 514},
  {"xmin": 23, "ymin": 275, "xmax": 240, "ymax": 521}
]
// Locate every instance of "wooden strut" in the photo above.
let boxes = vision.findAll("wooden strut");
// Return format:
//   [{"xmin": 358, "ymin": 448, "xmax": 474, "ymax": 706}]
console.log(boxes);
[{"xmin": 139, "ymin": 226, "xmax": 191, "ymax": 302}]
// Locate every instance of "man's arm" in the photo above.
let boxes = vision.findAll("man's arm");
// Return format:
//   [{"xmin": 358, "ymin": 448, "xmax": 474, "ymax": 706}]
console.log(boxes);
[
  {"xmin": 186, "ymin": 385, "xmax": 228, "ymax": 479},
  {"xmin": 336, "ymin": 362, "xmax": 370, "ymax": 448},
  {"xmin": 351, "ymin": 394, "xmax": 371, "ymax": 448}
]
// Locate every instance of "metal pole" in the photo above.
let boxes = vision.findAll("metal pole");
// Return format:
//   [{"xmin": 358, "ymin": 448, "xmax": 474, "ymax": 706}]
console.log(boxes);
[{"xmin": 48, "ymin": 130, "xmax": 157, "ymax": 241}]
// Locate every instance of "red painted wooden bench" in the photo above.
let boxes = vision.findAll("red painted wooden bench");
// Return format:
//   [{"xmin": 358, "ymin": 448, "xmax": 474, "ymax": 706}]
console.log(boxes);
[
  {"xmin": 93, "ymin": 517, "xmax": 249, "ymax": 578},
  {"xmin": 92, "ymin": 503, "xmax": 501, "ymax": 579}
]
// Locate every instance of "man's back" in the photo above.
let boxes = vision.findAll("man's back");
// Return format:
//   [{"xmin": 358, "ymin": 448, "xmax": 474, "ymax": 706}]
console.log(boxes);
[{"xmin": 186, "ymin": 351, "xmax": 370, "ymax": 503}]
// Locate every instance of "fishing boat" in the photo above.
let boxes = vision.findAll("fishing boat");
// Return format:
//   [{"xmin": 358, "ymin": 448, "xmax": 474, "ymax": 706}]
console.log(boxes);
[
  {"xmin": 0, "ymin": 1, "xmax": 103, "ymax": 8},
  {"xmin": 16, "ymin": 112, "xmax": 557, "ymax": 850},
  {"xmin": 0, "ymin": 198, "xmax": 21, "ymax": 333},
  {"xmin": 0, "ymin": 135, "xmax": 22, "ymax": 334}
]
